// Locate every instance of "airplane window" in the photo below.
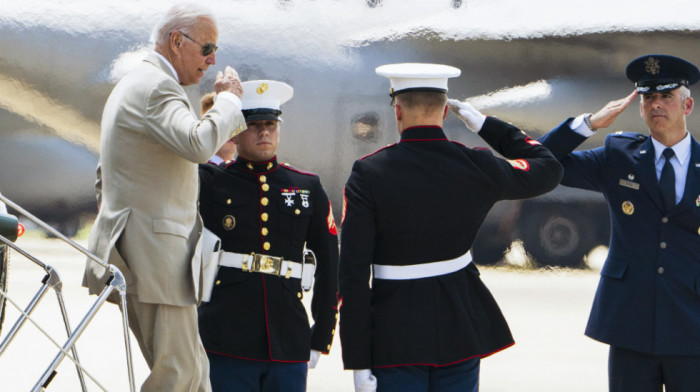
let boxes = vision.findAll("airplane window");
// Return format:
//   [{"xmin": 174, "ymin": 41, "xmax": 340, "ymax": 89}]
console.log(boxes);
[{"xmin": 351, "ymin": 112, "xmax": 380, "ymax": 142}]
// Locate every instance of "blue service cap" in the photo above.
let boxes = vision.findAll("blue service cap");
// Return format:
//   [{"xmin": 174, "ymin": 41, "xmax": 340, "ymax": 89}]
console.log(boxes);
[{"xmin": 626, "ymin": 54, "xmax": 699, "ymax": 94}]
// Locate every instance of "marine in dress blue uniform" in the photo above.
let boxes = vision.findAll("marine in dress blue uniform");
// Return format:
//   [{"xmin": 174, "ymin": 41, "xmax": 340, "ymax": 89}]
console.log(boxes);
[
  {"xmin": 339, "ymin": 63, "xmax": 564, "ymax": 392},
  {"xmin": 198, "ymin": 81, "xmax": 339, "ymax": 391},
  {"xmin": 539, "ymin": 54, "xmax": 700, "ymax": 392}
]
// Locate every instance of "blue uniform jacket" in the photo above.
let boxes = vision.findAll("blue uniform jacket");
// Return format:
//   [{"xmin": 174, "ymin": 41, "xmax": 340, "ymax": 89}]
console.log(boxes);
[
  {"xmin": 198, "ymin": 157, "xmax": 339, "ymax": 362},
  {"xmin": 339, "ymin": 117, "xmax": 563, "ymax": 369},
  {"xmin": 540, "ymin": 119, "xmax": 700, "ymax": 355}
]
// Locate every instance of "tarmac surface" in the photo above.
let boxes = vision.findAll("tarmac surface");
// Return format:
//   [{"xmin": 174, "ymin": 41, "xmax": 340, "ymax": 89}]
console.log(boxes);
[{"xmin": 0, "ymin": 234, "xmax": 609, "ymax": 391}]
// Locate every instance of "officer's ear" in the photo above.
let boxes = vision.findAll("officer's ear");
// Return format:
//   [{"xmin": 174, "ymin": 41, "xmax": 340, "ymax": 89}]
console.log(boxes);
[
  {"xmin": 394, "ymin": 103, "xmax": 403, "ymax": 121},
  {"xmin": 684, "ymin": 96, "xmax": 694, "ymax": 116},
  {"xmin": 442, "ymin": 104, "xmax": 448, "ymax": 120}
]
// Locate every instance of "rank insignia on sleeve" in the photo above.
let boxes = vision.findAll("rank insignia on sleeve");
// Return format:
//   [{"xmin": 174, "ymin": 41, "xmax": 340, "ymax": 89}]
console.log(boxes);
[
  {"xmin": 622, "ymin": 201, "xmax": 634, "ymax": 215},
  {"xmin": 507, "ymin": 159, "xmax": 530, "ymax": 171},
  {"xmin": 341, "ymin": 188, "xmax": 347, "ymax": 225},
  {"xmin": 525, "ymin": 137, "xmax": 541, "ymax": 146},
  {"xmin": 327, "ymin": 201, "xmax": 338, "ymax": 235}
]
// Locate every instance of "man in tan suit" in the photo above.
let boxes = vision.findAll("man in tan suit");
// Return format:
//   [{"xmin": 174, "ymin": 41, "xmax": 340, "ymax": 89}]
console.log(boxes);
[{"xmin": 83, "ymin": 4, "xmax": 246, "ymax": 391}]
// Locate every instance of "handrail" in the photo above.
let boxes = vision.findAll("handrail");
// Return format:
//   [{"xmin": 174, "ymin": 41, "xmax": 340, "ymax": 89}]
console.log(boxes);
[{"xmin": 0, "ymin": 194, "xmax": 135, "ymax": 391}]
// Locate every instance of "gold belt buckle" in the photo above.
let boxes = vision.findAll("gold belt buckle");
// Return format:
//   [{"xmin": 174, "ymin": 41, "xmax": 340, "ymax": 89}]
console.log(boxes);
[{"xmin": 249, "ymin": 254, "xmax": 282, "ymax": 275}]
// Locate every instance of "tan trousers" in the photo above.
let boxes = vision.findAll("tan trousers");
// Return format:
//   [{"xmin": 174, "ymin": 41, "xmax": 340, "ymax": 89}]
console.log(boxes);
[{"xmin": 126, "ymin": 294, "xmax": 211, "ymax": 392}]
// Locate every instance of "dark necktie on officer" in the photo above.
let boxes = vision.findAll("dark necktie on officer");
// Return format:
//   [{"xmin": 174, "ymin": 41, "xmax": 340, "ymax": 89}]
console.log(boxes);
[{"xmin": 660, "ymin": 147, "xmax": 676, "ymax": 211}]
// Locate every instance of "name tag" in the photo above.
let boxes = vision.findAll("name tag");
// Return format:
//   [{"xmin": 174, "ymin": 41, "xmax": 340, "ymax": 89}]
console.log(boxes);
[{"xmin": 619, "ymin": 179, "xmax": 640, "ymax": 190}]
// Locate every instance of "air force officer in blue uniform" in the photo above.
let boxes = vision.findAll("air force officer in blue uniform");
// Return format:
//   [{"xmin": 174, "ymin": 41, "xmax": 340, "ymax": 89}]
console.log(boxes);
[{"xmin": 539, "ymin": 54, "xmax": 700, "ymax": 392}]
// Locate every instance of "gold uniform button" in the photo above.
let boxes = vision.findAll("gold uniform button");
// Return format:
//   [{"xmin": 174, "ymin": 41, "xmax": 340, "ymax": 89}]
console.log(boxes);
[
  {"xmin": 267, "ymin": 162, "xmax": 273, "ymax": 170},
  {"xmin": 327, "ymin": 344, "xmax": 331, "ymax": 351},
  {"xmin": 264, "ymin": 242, "xmax": 271, "ymax": 250},
  {"xmin": 297, "ymin": 292, "xmax": 302, "ymax": 298},
  {"xmin": 262, "ymin": 183, "xmax": 270, "ymax": 192},
  {"xmin": 335, "ymin": 313, "xmax": 338, "ymax": 320},
  {"xmin": 295, "ymin": 209, "xmax": 301, "ymax": 215},
  {"xmin": 262, "ymin": 227, "xmax": 268, "ymax": 236},
  {"xmin": 215, "ymin": 280, "xmax": 221, "ymax": 285},
  {"xmin": 261, "ymin": 213, "xmax": 269, "ymax": 222},
  {"xmin": 261, "ymin": 197, "xmax": 269, "ymax": 206},
  {"xmin": 226, "ymin": 199, "xmax": 232, "ymax": 205},
  {"xmin": 332, "ymin": 329, "xmax": 336, "ymax": 335},
  {"xmin": 259, "ymin": 175, "xmax": 267, "ymax": 183},
  {"xmin": 247, "ymin": 163, "xmax": 254, "ymax": 170}
]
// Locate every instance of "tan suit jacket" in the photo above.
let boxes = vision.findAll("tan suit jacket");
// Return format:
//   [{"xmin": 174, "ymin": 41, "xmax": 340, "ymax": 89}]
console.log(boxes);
[{"xmin": 83, "ymin": 53, "xmax": 245, "ymax": 306}]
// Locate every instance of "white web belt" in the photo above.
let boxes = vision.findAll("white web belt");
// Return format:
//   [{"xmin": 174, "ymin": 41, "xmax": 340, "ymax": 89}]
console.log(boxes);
[
  {"xmin": 219, "ymin": 252, "xmax": 303, "ymax": 279},
  {"xmin": 373, "ymin": 251, "xmax": 472, "ymax": 280}
]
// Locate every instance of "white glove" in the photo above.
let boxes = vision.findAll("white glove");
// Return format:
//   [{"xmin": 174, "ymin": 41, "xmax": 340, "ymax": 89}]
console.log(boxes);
[
  {"xmin": 353, "ymin": 369, "xmax": 377, "ymax": 392},
  {"xmin": 447, "ymin": 98, "xmax": 486, "ymax": 132},
  {"xmin": 308, "ymin": 349, "xmax": 321, "ymax": 369}
]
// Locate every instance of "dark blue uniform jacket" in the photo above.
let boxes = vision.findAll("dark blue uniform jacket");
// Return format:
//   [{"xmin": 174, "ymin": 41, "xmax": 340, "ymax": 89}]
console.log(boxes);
[
  {"xmin": 339, "ymin": 117, "xmax": 564, "ymax": 369},
  {"xmin": 198, "ymin": 157, "xmax": 339, "ymax": 362},
  {"xmin": 540, "ymin": 119, "xmax": 700, "ymax": 355}
]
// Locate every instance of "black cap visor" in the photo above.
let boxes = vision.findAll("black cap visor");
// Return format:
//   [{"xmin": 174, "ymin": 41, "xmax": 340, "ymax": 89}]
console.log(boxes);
[{"xmin": 242, "ymin": 108, "xmax": 282, "ymax": 122}]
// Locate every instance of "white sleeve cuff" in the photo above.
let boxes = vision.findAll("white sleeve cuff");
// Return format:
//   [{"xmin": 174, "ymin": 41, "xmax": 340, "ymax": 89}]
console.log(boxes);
[
  {"xmin": 570, "ymin": 114, "xmax": 595, "ymax": 137},
  {"xmin": 215, "ymin": 91, "xmax": 242, "ymax": 111}
]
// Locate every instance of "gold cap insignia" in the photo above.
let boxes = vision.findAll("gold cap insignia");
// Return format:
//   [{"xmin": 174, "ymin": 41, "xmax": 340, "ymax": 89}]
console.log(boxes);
[
  {"xmin": 223, "ymin": 215, "xmax": 236, "ymax": 230},
  {"xmin": 256, "ymin": 82, "xmax": 269, "ymax": 95},
  {"xmin": 644, "ymin": 57, "xmax": 661, "ymax": 75},
  {"xmin": 622, "ymin": 201, "xmax": 634, "ymax": 215}
]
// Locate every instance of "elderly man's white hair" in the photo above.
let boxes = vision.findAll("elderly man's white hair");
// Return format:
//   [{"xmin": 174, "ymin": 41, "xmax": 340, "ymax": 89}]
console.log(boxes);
[{"xmin": 150, "ymin": 3, "xmax": 216, "ymax": 46}]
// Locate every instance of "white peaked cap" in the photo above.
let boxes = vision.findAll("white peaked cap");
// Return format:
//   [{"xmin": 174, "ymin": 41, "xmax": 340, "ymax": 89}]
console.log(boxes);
[
  {"xmin": 375, "ymin": 63, "xmax": 461, "ymax": 97},
  {"xmin": 241, "ymin": 80, "xmax": 294, "ymax": 111}
]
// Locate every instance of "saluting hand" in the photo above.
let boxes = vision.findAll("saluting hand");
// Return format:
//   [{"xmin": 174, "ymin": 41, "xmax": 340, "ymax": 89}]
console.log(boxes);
[
  {"xmin": 447, "ymin": 98, "xmax": 486, "ymax": 132},
  {"xmin": 215, "ymin": 66, "xmax": 244, "ymax": 98},
  {"xmin": 589, "ymin": 91, "xmax": 638, "ymax": 130}
]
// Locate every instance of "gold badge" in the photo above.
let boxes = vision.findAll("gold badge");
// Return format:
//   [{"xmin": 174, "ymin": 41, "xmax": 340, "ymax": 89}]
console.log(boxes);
[
  {"xmin": 256, "ymin": 82, "xmax": 269, "ymax": 95},
  {"xmin": 644, "ymin": 57, "xmax": 660, "ymax": 75},
  {"xmin": 222, "ymin": 215, "xmax": 236, "ymax": 230},
  {"xmin": 622, "ymin": 201, "xmax": 634, "ymax": 215}
]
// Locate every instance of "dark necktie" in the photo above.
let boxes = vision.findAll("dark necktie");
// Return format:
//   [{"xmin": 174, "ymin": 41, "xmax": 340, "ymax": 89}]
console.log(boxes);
[{"xmin": 659, "ymin": 147, "xmax": 676, "ymax": 211}]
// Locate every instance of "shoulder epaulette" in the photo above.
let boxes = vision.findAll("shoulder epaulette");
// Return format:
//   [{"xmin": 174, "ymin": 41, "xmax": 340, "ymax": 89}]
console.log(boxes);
[
  {"xmin": 358, "ymin": 143, "xmax": 397, "ymax": 160},
  {"xmin": 608, "ymin": 131, "xmax": 646, "ymax": 141},
  {"xmin": 280, "ymin": 162, "xmax": 318, "ymax": 177}
]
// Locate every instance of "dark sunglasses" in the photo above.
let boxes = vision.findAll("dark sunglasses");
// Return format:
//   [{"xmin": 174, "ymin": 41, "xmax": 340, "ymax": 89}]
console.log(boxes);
[{"xmin": 179, "ymin": 31, "xmax": 218, "ymax": 56}]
